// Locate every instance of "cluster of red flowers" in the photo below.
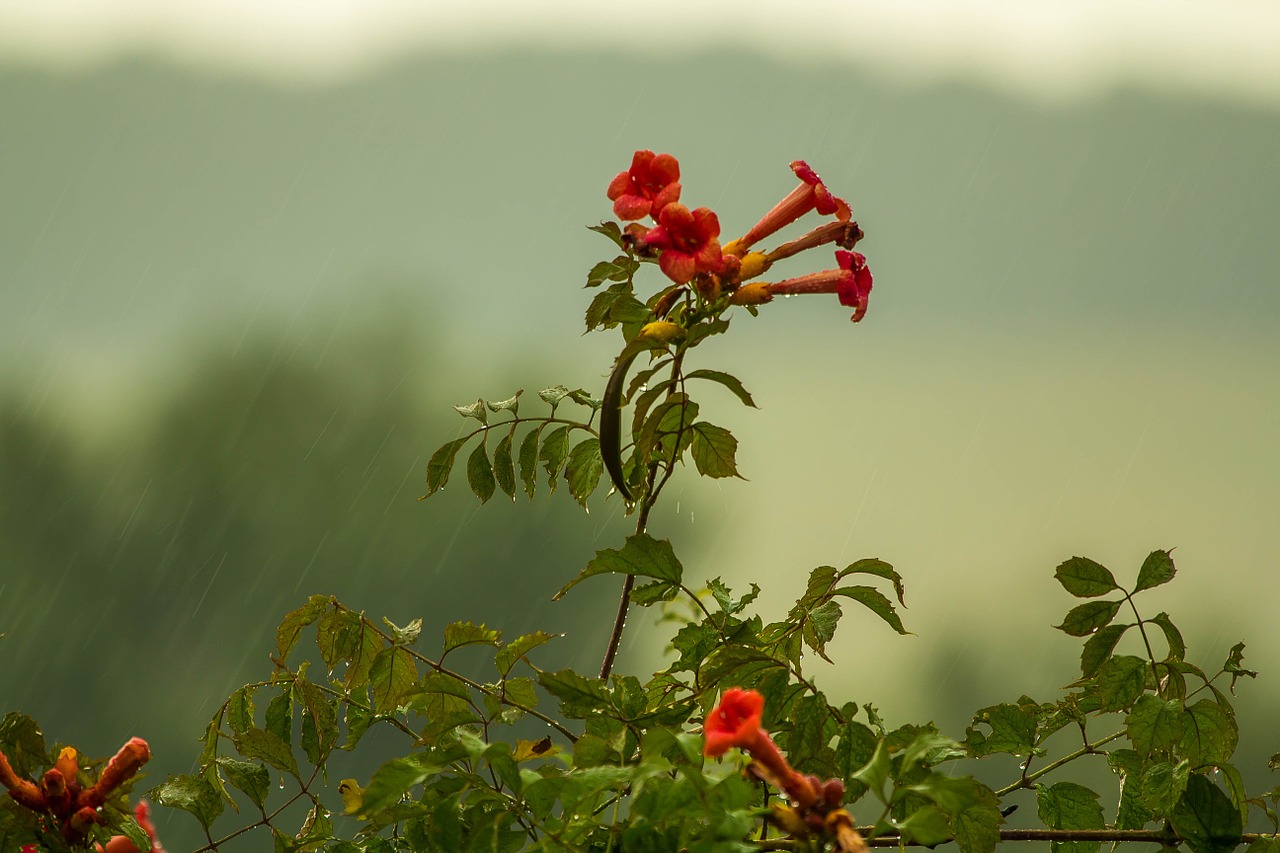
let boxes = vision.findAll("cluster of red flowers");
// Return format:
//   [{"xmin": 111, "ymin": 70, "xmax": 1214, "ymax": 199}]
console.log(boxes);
[
  {"xmin": 607, "ymin": 151, "xmax": 873, "ymax": 322},
  {"xmin": 1, "ymin": 738, "xmax": 164, "ymax": 851},
  {"xmin": 704, "ymin": 688, "xmax": 866, "ymax": 853}
]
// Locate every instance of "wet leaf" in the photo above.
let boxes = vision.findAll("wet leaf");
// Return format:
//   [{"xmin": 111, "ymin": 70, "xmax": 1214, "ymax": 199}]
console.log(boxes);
[
  {"xmin": 1134, "ymin": 549, "xmax": 1176, "ymax": 592},
  {"xmin": 1095, "ymin": 655, "xmax": 1147, "ymax": 712},
  {"xmin": 539, "ymin": 425, "xmax": 571, "ymax": 492},
  {"xmin": 369, "ymin": 647, "xmax": 418, "ymax": 713},
  {"xmin": 1055, "ymin": 600, "xmax": 1121, "ymax": 637},
  {"xmin": 554, "ymin": 533, "xmax": 684, "ymax": 599},
  {"xmin": 150, "ymin": 773, "xmax": 225, "ymax": 830},
  {"xmin": 1036, "ymin": 781, "xmax": 1104, "ymax": 853},
  {"xmin": 493, "ymin": 430, "xmax": 516, "ymax": 500},
  {"xmin": 1126, "ymin": 695, "xmax": 1184, "ymax": 757},
  {"xmin": 518, "ymin": 427, "xmax": 540, "ymax": 498},
  {"xmin": 452, "ymin": 398, "xmax": 487, "ymax": 424},
  {"xmin": 1080, "ymin": 623, "xmax": 1129, "ymax": 678},
  {"xmin": 1054, "ymin": 557, "xmax": 1120, "ymax": 598},
  {"xmin": 466, "ymin": 442, "xmax": 495, "ymax": 503},
  {"xmin": 689, "ymin": 422, "xmax": 741, "ymax": 479},
  {"xmin": 276, "ymin": 594, "xmax": 330, "ymax": 662},
  {"xmin": 423, "ymin": 437, "xmax": 469, "ymax": 497},
  {"xmin": 1171, "ymin": 773, "xmax": 1242, "ymax": 853},
  {"xmin": 217, "ymin": 757, "xmax": 271, "ymax": 810}
]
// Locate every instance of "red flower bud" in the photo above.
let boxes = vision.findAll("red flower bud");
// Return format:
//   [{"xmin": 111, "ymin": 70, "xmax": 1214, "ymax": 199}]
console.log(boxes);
[
  {"xmin": 78, "ymin": 738, "xmax": 150, "ymax": 810},
  {"xmin": 0, "ymin": 750, "xmax": 47, "ymax": 812}
]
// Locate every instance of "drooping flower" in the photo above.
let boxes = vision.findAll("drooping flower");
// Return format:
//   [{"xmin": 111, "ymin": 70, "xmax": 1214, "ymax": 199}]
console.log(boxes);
[
  {"xmin": 607, "ymin": 150, "xmax": 682, "ymax": 221},
  {"xmin": 641, "ymin": 203, "xmax": 725, "ymax": 284},
  {"xmin": 724, "ymin": 160, "xmax": 851, "ymax": 256},
  {"xmin": 765, "ymin": 250, "xmax": 873, "ymax": 323}
]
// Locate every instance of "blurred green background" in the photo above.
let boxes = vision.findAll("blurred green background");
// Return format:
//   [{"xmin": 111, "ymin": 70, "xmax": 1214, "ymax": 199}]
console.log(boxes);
[{"xmin": 2, "ymin": 11, "xmax": 1279, "ymax": 848}]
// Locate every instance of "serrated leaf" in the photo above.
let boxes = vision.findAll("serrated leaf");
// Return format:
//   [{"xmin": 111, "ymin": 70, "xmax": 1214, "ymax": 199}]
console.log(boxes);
[
  {"xmin": 1171, "ymin": 773, "xmax": 1242, "ymax": 853},
  {"xmin": 1095, "ymin": 655, "xmax": 1148, "ymax": 712},
  {"xmin": 518, "ymin": 427, "xmax": 540, "ymax": 499},
  {"xmin": 1142, "ymin": 760, "xmax": 1191, "ymax": 815},
  {"xmin": 0, "ymin": 712, "xmax": 49, "ymax": 775},
  {"xmin": 1126, "ymin": 695, "xmax": 1184, "ymax": 757},
  {"xmin": 585, "ymin": 259, "xmax": 627, "ymax": 288},
  {"xmin": 801, "ymin": 599, "xmax": 842, "ymax": 662},
  {"xmin": 538, "ymin": 669, "xmax": 611, "ymax": 718},
  {"xmin": 1037, "ymin": 781, "xmax": 1105, "ymax": 853},
  {"xmin": 234, "ymin": 727, "xmax": 298, "ymax": 777},
  {"xmin": 898, "ymin": 804, "xmax": 952, "ymax": 846},
  {"xmin": 495, "ymin": 631, "xmax": 559, "ymax": 678},
  {"xmin": 1055, "ymin": 600, "xmax": 1122, "ymax": 637},
  {"xmin": 443, "ymin": 621, "xmax": 501, "ymax": 655},
  {"xmin": 1080, "ymin": 623, "xmax": 1129, "ymax": 677},
  {"xmin": 217, "ymin": 757, "xmax": 271, "ymax": 810},
  {"xmin": 1108, "ymin": 748, "xmax": 1154, "ymax": 830},
  {"xmin": 1054, "ymin": 557, "xmax": 1120, "ymax": 598},
  {"xmin": 538, "ymin": 386, "xmax": 570, "ymax": 407},
  {"xmin": 965, "ymin": 704, "xmax": 1038, "ymax": 757},
  {"xmin": 150, "ymin": 773, "xmax": 225, "ymax": 830},
  {"xmin": 1179, "ymin": 700, "xmax": 1237, "ymax": 765},
  {"xmin": 424, "ymin": 437, "xmax": 469, "ymax": 497},
  {"xmin": 567, "ymin": 388, "xmax": 601, "ymax": 410},
  {"xmin": 452, "ymin": 398, "xmax": 487, "ymax": 424},
  {"xmin": 369, "ymin": 647, "xmax": 418, "ymax": 713},
  {"xmin": 298, "ymin": 680, "xmax": 339, "ymax": 767},
  {"xmin": 493, "ymin": 431, "xmax": 516, "ymax": 500},
  {"xmin": 685, "ymin": 368, "xmax": 757, "ymax": 408},
  {"xmin": 226, "ymin": 687, "xmax": 256, "ymax": 735},
  {"xmin": 361, "ymin": 755, "xmax": 446, "ymax": 816},
  {"xmin": 952, "ymin": 792, "xmax": 1003, "ymax": 853},
  {"xmin": 466, "ymin": 442, "xmax": 495, "ymax": 503},
  {"xmin": 553, "ymin": 533, "xmax": 683, "ymax": 599},
  {"xmin": 264, "ymin": 689, "xmax": 293, "ymax": 747},
  {"xmin": 566, "ymin": 438, "xmax": 603, "ymax": 506},
  {"xmin": 381, "ymin": 616, "xmax": 422, "ymax": 645},
  {"xmin": 689, "ymin": 422, "xmax": 741, "ymax": 479},
  {"xmin": 276, "ymin": 595, "xmax": 330, "ymax": 662},
  {"xmin": 1134, "ymin": 549, "xmax": 1176, "ymax": 592},
  {"xmin": 587, "ymin": 221, "xmax": 626, "ymax": 249}
]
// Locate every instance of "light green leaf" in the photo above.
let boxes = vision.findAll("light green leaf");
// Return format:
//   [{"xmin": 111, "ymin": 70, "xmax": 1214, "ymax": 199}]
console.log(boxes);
[
  {"xmin": 495, "ymin": 631, "xmax": 559, "ymax": 677},
  {"xmin": 360, "ymin": 755, "xmax": 446, "ymax": 816},
  {"xmin": 689, "ymin": 422, "xmax": 741, "ymax": 479},
  {"xmin": 554, "ymin": 533, "xmax": 684, "ymax": 599},
  {"xmin": 234, "ymin": 727, "xmax": 298, "ymax": 777},
  {"xmin": 486, "ymin": 390, "xmax": 522, "ymax": 415},
  {"xmin": 443, "ymin": 621, "xmax": 501, "ymax": 655},
  {"xmin": 276, "ymin": 595, "xmax": 330, "ymax": 662}
]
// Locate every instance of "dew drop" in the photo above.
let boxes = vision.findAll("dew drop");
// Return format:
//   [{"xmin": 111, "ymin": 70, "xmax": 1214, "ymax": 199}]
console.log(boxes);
[{"xmin": 279, "ymin": 777, "xmax": 286, "ymax": 789}]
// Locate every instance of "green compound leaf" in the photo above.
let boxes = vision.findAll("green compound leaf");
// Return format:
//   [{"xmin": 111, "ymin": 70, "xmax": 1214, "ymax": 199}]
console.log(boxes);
[
  {"xmin": 1037, "ymin": 781, "xmax": 1105, "ymax": 853},
  {"xmin": 1080, "ymin": 623, "xmax": 1130, "ymax": 678},
  {"xmin": 150, "ymin": 773, "xmax": 225, "ymax": 831},
  {"xmin": 553, "ymin": 533, "xmax": 684, "ymax": 600},
  {"xmin": 684, "ymin": 368, "xmax": 757, "ymax": 408},
  {"xmin": 1095, "ymin": 655, "xmax": 1148, "ymax": 712},
  {"xmin": 361, "ymin": 755, "xmax": 447, "ymax": 816},
  {"xmin": 216, "ymin": 756, "xmax": 271, "ymax": 811},
  {"xmin": 423, "ymin": 437, "xmax": 469, "ymax": 498},
  {"xmin": 1171, "ymin": 773, "xmax": 1242, "ymax": 853},
  {"xmin": 493, "ymin": 430, "xmax": 516, "ymax": 500},
  {"xmin": 1126, "ymin": 694, "xmax": 1185, "ymax": 757},
  {"xmin": 466, "ymin": 442, "xmax": 496, "ymax": 504},
  {"xmin": 689, "ymin": 422, "xmax": 742, "ymax": 479},
  {"xmin": 495, "ymin": 631, "xmax": 559, "ymax": 678},
  {"xmin": 1134, "ymin": 549, "xmax": 1176, "ymax": 592},
  {"xmin": 1054, "ymin": 556, "xmax": 1120, "ymax": 598},
  {"xmin": 1055, "ymin": 600, "xmax": 1122, "ymax": 637}
]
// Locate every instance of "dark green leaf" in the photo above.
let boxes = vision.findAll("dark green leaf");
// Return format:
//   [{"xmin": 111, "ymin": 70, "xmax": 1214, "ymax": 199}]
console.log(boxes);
[
  {"xmin": 841, "ymin": 558, "xmax": 907, "ymax": 606},
  {"xmin": 1171, "ymin": 773, "xmax": 1242, "ymax": 853},
  {"xmin": 1080, "ymin": 623, "xmax": 1130, "ymax": 678},
  {"xmin": 0, "ymin": 712, "xmax": 49, "ymax": 774},
  {"xmin": 1179, "ymin": 700, "xmax": 1237, "ymax": 766},
  {"xmin": 585, "ymin": 259, "xmax": 632, "ymax": 288},
  {"xmin": 588, "ymin": 221, "xmax": 626, "ymax": 249},
  {"xmin": 466, "ymin": 442, "xmax": 495, "ymax": 503},
  {"xmin": 1141, "ymin": 759, "xmax": 1190, "ymax": 815},
  {"xmin": 554, "ymin": 533, "xmax": 683, "ymax": 599},
  {"xmin": 226, "ymin": 687, "xmax": 256, "ymax": 735},
  {"xmin": 1126, "ymin": 695, "xmax": 1184, "ymax": 757},
  {"xmin": 424, "ymin": 437, "xmax": 469, "ymax": 497},
  {"xmin": 234, "ymin": 727, "xmax": 298, "ymax": 777},
  {"xmin": 850, "ymin": 739, "xmax": 890, "ymax": 802},
  {"xmin": 684, "ymin": 369, "xmax": 757, "ymax": 408},
  {"xmin": 518, "ymin": 427, "xmax": 540, "ymax": 499},
  {"xmin": 1095, "ymin": 655, "xmax": 1148, "ymax": 712},
  {"xmin": 539, "ymin": 425, "xmax": 571, "ymax": 491},
  {"xmin": 1134, "ymin": 549, "xmax": 1176, "ymax": 592},
  {"xmin": 361, "ymin": 755, "xmax": 445, "ymax": 815},
  {"xmin": 689, "ymin": 422, "xmax": 741, "ymax": 479},
  {"xmin": 1055, "ymin": 600, "xmax": 1122, "ymax": 637},
  {"xmin": 801, "ymin": 600, "xmax": 842, "ymax": 662},
  {"xmin": 952, "ymin": 791, "xmax": 1003, "ymax": 853},
  {"xmin": 493, "ymin": 431, "xmax": 516, "ymax": 500},
  {"xmin": 216, "ymin": 757, "xmax": 271, "ymax": 810},
  {"xmin": 453, "ymin": 398, "xmax": 487, "ymax": 424},
  {"xmin": 264, "ymin": 689, "xmax": 293, "ymax": 747},
  {"xmin": 1149, "ymin": 612, "xmax": 1186, "ymax": 662},
  {"xmin": 538, "ymin": 669, "xmax": 611, "ymax": 718},
  {"xmin": 150, "ymin": 773, "xmax": 225, "ymax": 830},
  {"xmin": 833, "ymin": 585, "xmax": 909, "ymax": 635},
  {"xmin": 898, "ymin": 805, "xmax": 952, "ymax": 846},
  {"xmin": 1222, "ymin": 642, "xmax": 1257, "ymax": 692},
  {"xmin": 1108, "ymin": 749, "xmax": 1154, "ymax": 830},
  {"xmin": 566, "ymin": 438, "xmax": 603, "ymax": 506},
  {"xmin": 965, "ymin": 704, "xmax": 1038, "ymax": 758},
  {"xmin": 1054, "ymin": 557, "xmax": 1120, "ymax": 598},
  {"xmin": 276, "ymin": 594, "xmax": 330, "ymax": 661},
  {"xmin": 1036, "ymin": 781, "xmax": 1105, "ymax": 853},
  {"xmin": 298, "ymin": 680, "xmax": 339, "ymax": 767},
  {"xmin": 343, "ymin": 702, "xmax": 373, "ymax": 752},
  {"xmin": 369, "ymin": 647, "xmax": 418, "ymax": 713}
]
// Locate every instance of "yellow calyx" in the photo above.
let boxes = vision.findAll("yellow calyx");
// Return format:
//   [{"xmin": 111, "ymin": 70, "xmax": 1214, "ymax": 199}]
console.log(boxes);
[
  {"xmin": 729, "ymin": 282, "xmax": 774, "ymax": 306},
  {"xmin": 737, "ymin": 251, "xmax": 771, "ymax": 282},
  {"xmin": 637, "ymin": 321, "xmax": 685, "ymax": 345}
]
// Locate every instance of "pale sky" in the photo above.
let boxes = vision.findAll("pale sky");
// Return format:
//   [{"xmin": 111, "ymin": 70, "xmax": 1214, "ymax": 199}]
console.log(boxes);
[{"xmin": 2, "ymin": 0, "xmax": 1280, "ymax": 107}]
